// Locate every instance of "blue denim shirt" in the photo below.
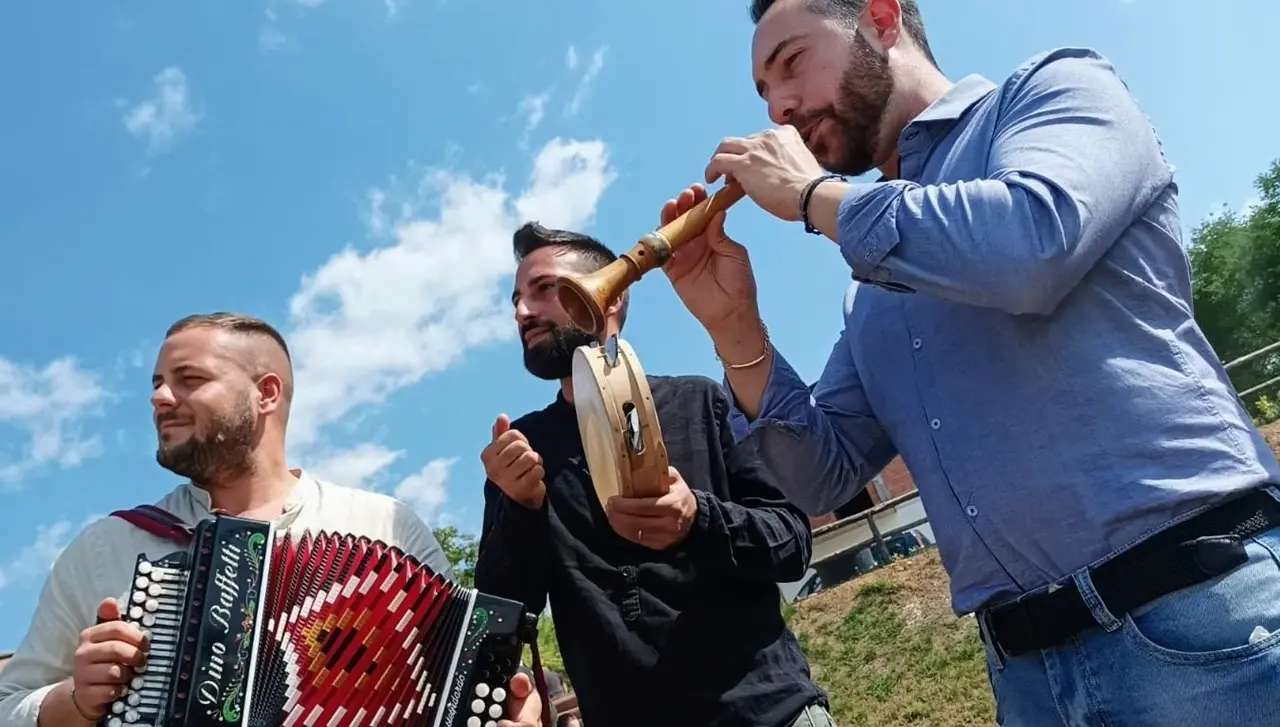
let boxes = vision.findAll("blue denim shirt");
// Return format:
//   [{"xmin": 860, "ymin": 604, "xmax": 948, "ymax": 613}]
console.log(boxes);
[{"xmin": 734, "ymin": 47, "xmax": 1280, "ymax": 616}]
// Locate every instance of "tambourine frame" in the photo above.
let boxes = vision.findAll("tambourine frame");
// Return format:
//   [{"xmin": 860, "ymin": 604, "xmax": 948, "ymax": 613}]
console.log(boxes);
[{"xmin": 571, "ymin": 335, "xmax": 669, "ymax": 508}]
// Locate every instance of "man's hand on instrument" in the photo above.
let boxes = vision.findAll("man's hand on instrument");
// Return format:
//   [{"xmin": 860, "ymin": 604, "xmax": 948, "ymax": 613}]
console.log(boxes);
[
  {"xmin": 498, "ymin": 670, "xmax": 544, "ymax": 727},
  {"xmin": 605, "ymin": 467, "xmax": 699, "ymax": 550},
  {"xmin": 482, "ymin": 414, "xmax": 547, "ymax": 510},
  {"xmin": 704, "ymin": 125, "xmax": 825, "ymax": 223},
  {"xmin": 660, "ymin": 184, "xmax": 763, "ymax": 339},
  {"xmin": 68, "ymin": 597, "xmax": 151, "ymax": 720}
]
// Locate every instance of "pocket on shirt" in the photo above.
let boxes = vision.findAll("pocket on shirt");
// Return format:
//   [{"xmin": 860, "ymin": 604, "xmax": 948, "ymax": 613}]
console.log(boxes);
[{"xmin": 1121, "ymin": 526, "xmax": 1280, "ymax": 665}]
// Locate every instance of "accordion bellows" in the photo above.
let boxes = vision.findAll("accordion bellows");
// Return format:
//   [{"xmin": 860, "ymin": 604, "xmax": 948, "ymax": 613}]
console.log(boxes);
[{"xmin": 101, "ymin": 514, "xmax": 530, "ymax": 727}]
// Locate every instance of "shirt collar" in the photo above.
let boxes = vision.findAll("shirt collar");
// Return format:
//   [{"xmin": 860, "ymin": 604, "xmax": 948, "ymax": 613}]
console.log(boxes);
[
  {"xmin": 869, "ymin": 74, "xmax": 998, "ymax": 184},
  {"xmin": 182, "ymin": 468, "xmax": 319, "ymax": 525},
  {"xmin": 910, "ymin": 74, "xmax": 998, "ymax": 126}
]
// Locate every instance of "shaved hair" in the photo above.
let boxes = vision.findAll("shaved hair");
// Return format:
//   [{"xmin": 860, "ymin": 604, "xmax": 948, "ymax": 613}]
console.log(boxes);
[{"xmin": 165, "ymin": 312, "xmax": 295, "ymax": 403}]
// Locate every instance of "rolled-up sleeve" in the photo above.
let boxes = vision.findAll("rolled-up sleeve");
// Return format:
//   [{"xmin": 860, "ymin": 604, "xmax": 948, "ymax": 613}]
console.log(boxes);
[
  {"xmin": 0, "ymin": 526, "xmax": 103, "ymax": 726},
  {"xmin": 728, "ymin": 327, "xmax": 898, "ymax": 516},
  {"xmin": 835, "ymin": 48, "xmax": 1173, "ymax": 316}
]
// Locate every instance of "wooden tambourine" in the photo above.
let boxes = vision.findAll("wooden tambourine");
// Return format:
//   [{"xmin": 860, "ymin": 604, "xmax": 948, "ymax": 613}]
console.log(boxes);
[{"xmin": 571, "ymin": 334, "xmax": 670, "ymax": 508}]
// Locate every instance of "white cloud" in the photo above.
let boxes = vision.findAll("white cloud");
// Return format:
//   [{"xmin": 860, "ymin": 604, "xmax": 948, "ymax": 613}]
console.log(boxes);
[
  {"xmin": 0, "ymin": 356, "xmax": 106, "ymax": 488},
  {"xmin": 566, "ymin": 46, "xmax": 579, "ymax": 70},
  {"xmin": 0, "ymin": 521, "xmax": 75, "ymax": 592},
  {"xmin": 307, "ymin": 442, "xmax": 404, "ymax": 490},
  {"xmin": 519, "ymin": 92, "xmax": 550, "ymax": 135},
  {"xmin": 566, "ymin": 47, "xmax": 606, "ymax": 117},
  {"xmin": 283, "ymin": 136, "xmax": 615, "ymax": 453},
  {"xmin": 122, "ymin": 67, "xmax": 199, "ymax": 154},
  {"xmin": 393, "ymin": 457, "xmax": 456, "ymax": 522}
]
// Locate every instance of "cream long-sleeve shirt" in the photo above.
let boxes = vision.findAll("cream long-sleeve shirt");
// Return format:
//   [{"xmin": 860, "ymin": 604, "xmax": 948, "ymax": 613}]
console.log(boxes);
[{"xmin": 0, "ymin": 469, "xmax": 454, "ymax": 727}]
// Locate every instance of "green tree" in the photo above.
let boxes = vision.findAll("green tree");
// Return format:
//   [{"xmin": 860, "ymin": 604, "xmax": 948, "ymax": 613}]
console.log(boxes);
[
  {"xmin": 432, "ymin": 525, "xmax": 478, "ymax": 588},
  {"xmin": 1187, "ymin": 158, "xmax": 1280, "ymax": 422}
]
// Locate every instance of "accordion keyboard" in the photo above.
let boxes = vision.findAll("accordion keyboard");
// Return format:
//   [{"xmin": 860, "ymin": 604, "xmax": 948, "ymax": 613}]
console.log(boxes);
[{"xmin": 104, "ymin": 552, "xmax": 192, "ymax": 727}]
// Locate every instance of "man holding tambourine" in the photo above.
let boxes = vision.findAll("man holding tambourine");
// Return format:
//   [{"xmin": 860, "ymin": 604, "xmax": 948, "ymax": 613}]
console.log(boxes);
[
  {"xmin": 659, "ymin": 1, "xmax": 1280, "ymax": 725},
  {"xmin": 474, "ymin": 222, "xmax": 835, "ymax": 727}
]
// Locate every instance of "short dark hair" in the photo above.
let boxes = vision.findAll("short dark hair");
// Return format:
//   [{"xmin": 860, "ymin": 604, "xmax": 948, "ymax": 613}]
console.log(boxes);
[
  {"xmin": 166, "ymin": 312, "xmax": 292, "ymax": 361},
  {"xmin": 750, "ymin": 0, "xmax": 939, "ymax": 69},
  {"xmin": 512, "ymin": 222, "xmax": 630, "ymax": 328}
]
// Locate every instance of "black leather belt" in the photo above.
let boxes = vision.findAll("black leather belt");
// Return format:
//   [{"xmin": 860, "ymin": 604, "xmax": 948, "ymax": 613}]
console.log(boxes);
[{"xmin": 980, "ymin": 487, "xmax": 1280, "ymax": 658}]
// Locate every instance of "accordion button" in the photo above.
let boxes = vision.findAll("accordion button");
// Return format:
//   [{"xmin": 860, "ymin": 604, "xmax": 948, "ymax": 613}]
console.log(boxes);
[
  {"xmin": 113, "ymin": 702, "xmax": 125, "ymax": 714},
  {"xmin": 131, "ymin": 677, "xmax": 145, "ymax": 689},
  {"xmin": 127, "ymin": 693, "xmax": 141, "ymax": 706},
  {"xmin": 125, "ymin": 708, "xmax": 139, "ymax": 722},
  {"xmin": 138, "ymin": 561, "xmax": 152, "ymax": 575},
  {"xmin": 466, "ymin": 718, "xmax": 481, "ymax": 727},
  {"xmin": 492, "ymin": 687, "xmax": 506, "ymax": 702},
  {"xmin": 474, "ymin": 683, "xmax": 490, "ymax": 698},
  {"xmin": 132, "ymin": 592, "xmax": 146, "ymax": 604},
  {"xmin": 488, "ymin": 704, "xmax": 502, "ymax": 718},
  {"xmin": 147, "ymin": 583, "xmax": 163, "ymax": 597},
  {"xmin": 135, "ymin": 576, "xmax": 150, "ymax": 589},
  {"xmin": 108, "ymin": 719, "xmax": 123, "ymax": 727},
  {"xmin": 130, "ymin": 606, "xmax": 144, "ymax": 620},
  {"xmin": 485, "ymin": 721, "xmax": 497, "ymax": 727},
  {"xmin": 144, "ymin": 599, "xmax": 159, "ymax": 612},
  {"xmin": 471, "ymin": 698, "xmax": 485, "ymax": 713}
]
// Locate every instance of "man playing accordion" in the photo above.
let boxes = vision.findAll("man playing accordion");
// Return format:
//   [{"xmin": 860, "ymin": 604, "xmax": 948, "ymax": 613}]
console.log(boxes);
[{"xmin": 0, "ymin": 313, "xmax": 490, "ymax": 726}]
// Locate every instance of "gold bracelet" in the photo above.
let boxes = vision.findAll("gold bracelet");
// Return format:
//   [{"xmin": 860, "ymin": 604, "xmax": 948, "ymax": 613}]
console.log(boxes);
[
  {"xmin": 70, "ymin": 685, "xmax": 100, "ymax": 722},
  {"xmin": 714, "ymin": 322, "xmax": 772, "ymax": 370}
]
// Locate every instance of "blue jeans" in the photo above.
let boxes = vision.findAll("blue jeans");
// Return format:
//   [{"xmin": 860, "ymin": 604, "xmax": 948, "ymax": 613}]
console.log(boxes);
[{"xmin": 981, "ymin": 493, "xmax": 1280, "ymax": 726}]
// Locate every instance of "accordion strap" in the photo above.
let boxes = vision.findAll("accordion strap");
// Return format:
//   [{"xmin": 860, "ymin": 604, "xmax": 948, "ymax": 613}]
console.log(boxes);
[
  {"xmin": 109, "ymin": 504, "xmax": 195, "ymax": 546},
  {"xmin": 528, "ymin": 639, "xmax": 554, "ymax": 727}
]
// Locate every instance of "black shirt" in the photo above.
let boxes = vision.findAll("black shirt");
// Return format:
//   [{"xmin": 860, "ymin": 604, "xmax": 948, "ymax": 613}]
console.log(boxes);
[{"xmin": 475, "ymin": 374, "xmax": 827, "ymax": 727}]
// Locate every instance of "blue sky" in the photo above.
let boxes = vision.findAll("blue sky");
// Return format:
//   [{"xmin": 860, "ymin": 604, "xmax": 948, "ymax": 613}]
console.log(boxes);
[{"xmin": 1, "ymin": 0, "xmax": 1277, "ymax": 648}]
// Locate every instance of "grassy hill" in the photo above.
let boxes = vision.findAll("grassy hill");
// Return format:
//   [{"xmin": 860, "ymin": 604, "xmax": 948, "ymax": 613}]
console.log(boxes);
[
  {"xmin": 530, "ymin": 422, "xmax": 1280, "ymax": 725},
  {"xmin": 785, "ymin": 549, "xmax": 996, "ymax": 726}
]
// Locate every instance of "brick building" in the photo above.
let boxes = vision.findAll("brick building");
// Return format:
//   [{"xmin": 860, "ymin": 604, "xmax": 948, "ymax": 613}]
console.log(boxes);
[{"xmin": 807, "ymin": 455, "xmax": 919, "ymax": 529}]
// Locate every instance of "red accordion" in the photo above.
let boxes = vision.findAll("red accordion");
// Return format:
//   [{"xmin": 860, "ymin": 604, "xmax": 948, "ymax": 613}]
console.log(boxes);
[{"xmin": 100, "ymin": 514, "xmax": 532, "ymax": 727}]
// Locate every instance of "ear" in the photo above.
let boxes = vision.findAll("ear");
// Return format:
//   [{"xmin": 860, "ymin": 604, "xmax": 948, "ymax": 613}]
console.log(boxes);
[
  {"xmin": 255, "ymin": 373, "xmax": 286, "ymax": 415},
  {"xmin": 603, "ymin": 290, "xmax": 627, "ymax": 329},
  {"xmin": 858, "ymin": 0, "xmax": 903, "ymax": 54}
]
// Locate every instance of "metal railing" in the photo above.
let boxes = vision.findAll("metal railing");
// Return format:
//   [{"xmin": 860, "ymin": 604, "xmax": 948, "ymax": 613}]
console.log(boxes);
[
  {"xmin": 1224, "ymin": 339, "xmax": 1280, "ymax": 401},
  {"xmin": 810, "ymin": 489, "xmax": 931, "ymax": 568}
]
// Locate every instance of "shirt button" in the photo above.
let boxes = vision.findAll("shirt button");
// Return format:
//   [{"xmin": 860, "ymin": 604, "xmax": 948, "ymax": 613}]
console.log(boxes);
[
  {"xmin": 912, "ymin": 337, "xmax": 922, "ymax": 350},
  {"xmin": 930, "ymin": 418, "xmax": 941, "ymax": 430},
  {"xmin": 966, "ymin": 505, "xmax": 979, "ymax": 517}
]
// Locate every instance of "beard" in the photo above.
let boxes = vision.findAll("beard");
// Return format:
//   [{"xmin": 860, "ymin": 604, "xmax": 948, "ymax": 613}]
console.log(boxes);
[
  {"xmin": 522, "ymin": 320, "xmax": 598, "ymax": 381},
  {"xmin": 156, "ymin": 398, "xmax": 257, "ymax": 485},
  {"xmin": 796, "ymin": 33, "xmax": 894, "ymax": 176}
]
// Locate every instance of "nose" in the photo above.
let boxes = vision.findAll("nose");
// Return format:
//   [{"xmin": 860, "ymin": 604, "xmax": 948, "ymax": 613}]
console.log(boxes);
[
  {"xmin": 514, "ymin": 297, "xmax": 535, "ymax": 325},
  {"xmin": 766, "ymin": 86, "xmax": 799, "ymax": 127},
  {"xmin": 150, "ymin": 382, "xmax": 176, "ymax": 411}
]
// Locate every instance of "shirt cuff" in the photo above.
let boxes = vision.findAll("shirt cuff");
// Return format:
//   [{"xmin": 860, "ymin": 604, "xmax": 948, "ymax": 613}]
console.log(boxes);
[
  {"xmin": 499, "ymin": 493, "xmax": 548, "ymax": 534},
  {"xmin": 837, "ymin": 181, "xmax": 906, "ymax": 283},
  {"xmin": 723, "ymin": 347, "xmax": 813, "ymax": 435},
  {"xmin": 3, "ymin": 683, "xmax": 58, "ymax": 727}
]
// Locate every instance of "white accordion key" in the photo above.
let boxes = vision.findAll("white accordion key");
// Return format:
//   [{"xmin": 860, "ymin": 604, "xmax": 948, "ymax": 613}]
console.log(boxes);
[
  {"xmin": 137, "ymin": 560, "xmax": 152, "ymax": 575},
  {"xmin": 492, "ymin": 687, "xmax": 506, "ymax": 702},
  {"xmin": 471, "ymin": 698, "xmax": 485, "ymax": 713},
  {"xmin": 474, "ymin": 682, "xmax": 490, "ymax": 698},
  {"xmin": 466, "ymin": 718, "xmax": 481, "ymax": 727},
  {"xmin": 487, "ymin": 703, "xmax": 502, "ymax": 718}
]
